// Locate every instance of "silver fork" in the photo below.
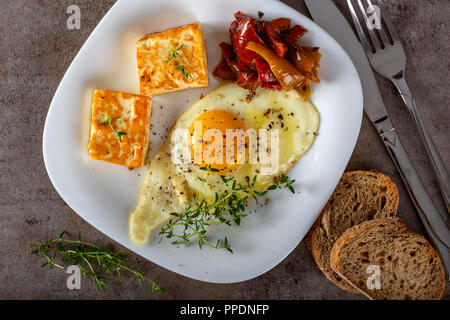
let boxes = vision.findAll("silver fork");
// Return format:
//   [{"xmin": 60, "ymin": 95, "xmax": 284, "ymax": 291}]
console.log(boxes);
[{"xmin": 347, "ymin": 0, "xmax": 450, "ymax": 213}]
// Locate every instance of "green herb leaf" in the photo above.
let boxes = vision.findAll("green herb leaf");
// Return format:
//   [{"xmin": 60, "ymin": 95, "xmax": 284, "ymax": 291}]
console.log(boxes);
[
  {"xmin": 30, "ymin": 233, "xmax": 165, "ymax": 293},
  {"xmin": 98, "ymin": 112, "xmax": 127, "ymax": 143},
  {"xmin": 159, "ymin": 174, "xmax": 296, "ymax": 253},
  {"xmin": 115, "ymin": 131, "xmax": 127, "ymax": 143},
  {"xmin": 175, "ymin": 64, "xmax": 192, "ymax": 80},
  {"xmin": 166, "ymin": 43, "xmax": 192, "ymax": 80},
  {"xmin": 199, "ymin": 165, "xmax": 220, "ymax": 173}
]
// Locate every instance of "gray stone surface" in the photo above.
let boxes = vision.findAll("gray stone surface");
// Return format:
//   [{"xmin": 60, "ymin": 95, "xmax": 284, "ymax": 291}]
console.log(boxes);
[{"xmin": 0, "ymin": 0, "xmax": 448, "ymax": 299}]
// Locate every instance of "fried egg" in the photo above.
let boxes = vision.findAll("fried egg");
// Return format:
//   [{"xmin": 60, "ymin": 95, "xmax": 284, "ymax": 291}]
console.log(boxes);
[{"xmin": 129, "ymin": 81, "xmax": 319, "ymax": 245}]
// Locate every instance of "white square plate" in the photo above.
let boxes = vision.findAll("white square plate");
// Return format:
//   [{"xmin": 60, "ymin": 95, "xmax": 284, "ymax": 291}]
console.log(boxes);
[{"xmin": 43, "ymin": 0, "xmax": 363, "ymax": 283}]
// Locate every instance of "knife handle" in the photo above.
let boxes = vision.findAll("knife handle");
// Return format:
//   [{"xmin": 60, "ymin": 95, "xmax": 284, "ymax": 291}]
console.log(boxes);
[
  {"xmin": 382, "ymin": 129, "xmax": 450, "ymax": 277},
  {"xmin": 392, "ymin": 77, "xmax": 450, "ymax": 213}
]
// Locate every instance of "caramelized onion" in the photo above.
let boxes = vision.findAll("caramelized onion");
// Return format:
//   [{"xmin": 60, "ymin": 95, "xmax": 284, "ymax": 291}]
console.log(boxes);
[
  {"xmin": 212, "ymin": 59, "xmax": 236, "ymax": 82},
  {"xmin": 295, "ymin": 79, "xmax": 312, "ymax": 100},
  {"xmin": 288, "ymin": 46, "xmax": 322, "ymax": 83}
]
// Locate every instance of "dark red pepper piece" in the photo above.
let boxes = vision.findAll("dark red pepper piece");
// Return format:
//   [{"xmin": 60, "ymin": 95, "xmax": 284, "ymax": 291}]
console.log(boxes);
[
  {"xmin": 263, "ymin": 18, "xmax": 291, "ymax": 57},
  {"xmin": 229, "ymin": 12, "xmax": 265, "ymax": 66},
  {"xmin": 219, "ymin": 42, "xmax": 255, "ymax": 86},
  {"xmin": 284, "ymin": 25, "xmax": 308, "ymax": 44},
  {"xmin": 254, "ymin": 57, "xmax": 282, "ymax": 90}
]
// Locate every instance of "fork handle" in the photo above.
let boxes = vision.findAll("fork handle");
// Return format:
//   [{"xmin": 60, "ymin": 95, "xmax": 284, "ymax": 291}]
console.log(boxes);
[{"xmin": 392, "ymin": 77, "xmax": 450, "ymax": 213}]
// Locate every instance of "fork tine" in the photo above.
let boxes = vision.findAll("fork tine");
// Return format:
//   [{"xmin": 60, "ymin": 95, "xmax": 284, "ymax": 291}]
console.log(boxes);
[
  {"xmin": 356, "ymin": 0, "xmax": 381, "ymax": 50},
  {"xmin": 366, "ymin": 0, "xmax": 390, "ymax": 46},
  {"xmin": 346, "ymin": 0, "xmax": 373, "ymax": 54},
  {"xmin": 376, "ymin": 0, "xmax": 400, "ymax": 41}
]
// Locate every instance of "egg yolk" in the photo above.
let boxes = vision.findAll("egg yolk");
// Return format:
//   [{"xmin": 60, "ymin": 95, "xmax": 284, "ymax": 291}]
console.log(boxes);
[{"xmin": 189, "ymin": 110, "xmax": 248, "ymax": 174}]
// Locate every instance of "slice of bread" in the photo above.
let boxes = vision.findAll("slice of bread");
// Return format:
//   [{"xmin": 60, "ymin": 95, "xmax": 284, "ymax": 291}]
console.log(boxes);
[
  {"xmin": 310, "ymin": 170, "xmax": 399, "ymax": 293},
  {"xmin": 330, "ymin": 218, "xmax": 445, "ymax": 300}
]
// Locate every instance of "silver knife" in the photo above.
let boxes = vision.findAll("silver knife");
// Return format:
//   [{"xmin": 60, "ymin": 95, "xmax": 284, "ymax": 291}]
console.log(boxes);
[{"xmin": 305, "ymin": 0, "xmax": 450, "ymax": 278}]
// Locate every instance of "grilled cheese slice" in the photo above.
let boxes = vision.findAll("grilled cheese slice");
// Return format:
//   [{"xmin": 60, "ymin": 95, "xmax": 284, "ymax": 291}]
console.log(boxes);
[
  {"xmin": 137, "ymin": 22, "xmax": 208, "ymax": 95},
  {"xmin": 88, "ymin": 89, "xmax": 152, "ymax": 168}
]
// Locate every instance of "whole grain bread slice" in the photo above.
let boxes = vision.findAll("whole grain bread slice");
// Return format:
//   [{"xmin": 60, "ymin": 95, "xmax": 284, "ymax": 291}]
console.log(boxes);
[
  {"xmin": 330, "ymin": 218, "xmax": 445, "ymax": 300},
  {"xmin": 310, "ymin": 170, "xmax": 399, "ymax": 293}
]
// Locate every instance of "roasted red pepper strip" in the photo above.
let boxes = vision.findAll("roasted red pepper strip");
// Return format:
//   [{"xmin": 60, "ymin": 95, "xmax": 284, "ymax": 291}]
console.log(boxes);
[
  {"xmin": 229, "ymin": 13, "xmax": 265, "ymax": 65},
  {"xmin": 263, "ymin": 18, "xmax": 291, "ymax": 57},
  {"xmin": 254, "ymin": 57, "xmax": 282, "ymax": 90},
  {"xmin": 260, "ymin": 82, "xmax": 283, "ymax": 90},
  {"xmin": 246, "ymin": 41, "xmax": 306, "ymax": 91},
  {"xmin": 233, "ymin": 11, "xmax": 247, "ymax": 19},
  {"xmin": 216, "ymin": 12, "xmax": 318, "ymax": 96},
  {"xmin": 284, "ymin": 25, "xmax": 308, "ymax": 44},
  {"xmin": 219, "ymin": 42, "xmax": 255, "ymax": 86}
]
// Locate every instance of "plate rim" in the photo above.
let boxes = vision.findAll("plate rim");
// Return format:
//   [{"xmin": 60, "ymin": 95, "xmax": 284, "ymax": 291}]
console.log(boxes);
[{"xmin": 42, "ymin": 0, "xmax": 363, "ymax": 284}]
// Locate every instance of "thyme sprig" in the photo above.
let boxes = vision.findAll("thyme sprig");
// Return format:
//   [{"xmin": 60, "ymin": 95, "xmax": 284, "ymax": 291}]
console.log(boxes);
[
  {"xmin": 199, "ymin": 164, "xmax": 220, "ymax": 173},
  {"xmin": 166, "ymin": 43, "xmax": 192, "ymax": 80},
  {"xmin": 98, "ymin": 112, "xmax": 127, "ymax": 142},
  {"xmin": 30, "ymin": 232, "xmax": 165, "ymax": 293},
  {"xmin": 167, "ymin": 44, "xmax": 184, "ymax": 62},
  {"xmin": 176, "ymin": 64, "xmax": 192, "ymax": 80},
  {"xmin": 159, "ymin": 174, "xmax": 295, "ymax": 253}
]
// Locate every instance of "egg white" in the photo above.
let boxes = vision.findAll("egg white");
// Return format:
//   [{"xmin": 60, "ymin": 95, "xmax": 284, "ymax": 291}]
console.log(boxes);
[{"xmin": 129, "ymin": 81, "xmax": 319, "ymax": 245}]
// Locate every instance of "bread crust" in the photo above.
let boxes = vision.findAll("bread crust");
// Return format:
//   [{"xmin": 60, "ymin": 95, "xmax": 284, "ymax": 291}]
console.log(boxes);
[
  {"xmin": 329, "ymin": 218, "xmax": 446, "ymax": 300},
  {"xmin": 310, "ymin": 170, "xmax": 399, "ymax": 293}
]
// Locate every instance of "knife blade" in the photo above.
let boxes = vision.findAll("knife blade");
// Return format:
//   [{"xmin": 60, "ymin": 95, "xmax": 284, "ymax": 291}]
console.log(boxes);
[{"xmin": 305, "ymin": 0, "xmax": 450, "ymax": 278}]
